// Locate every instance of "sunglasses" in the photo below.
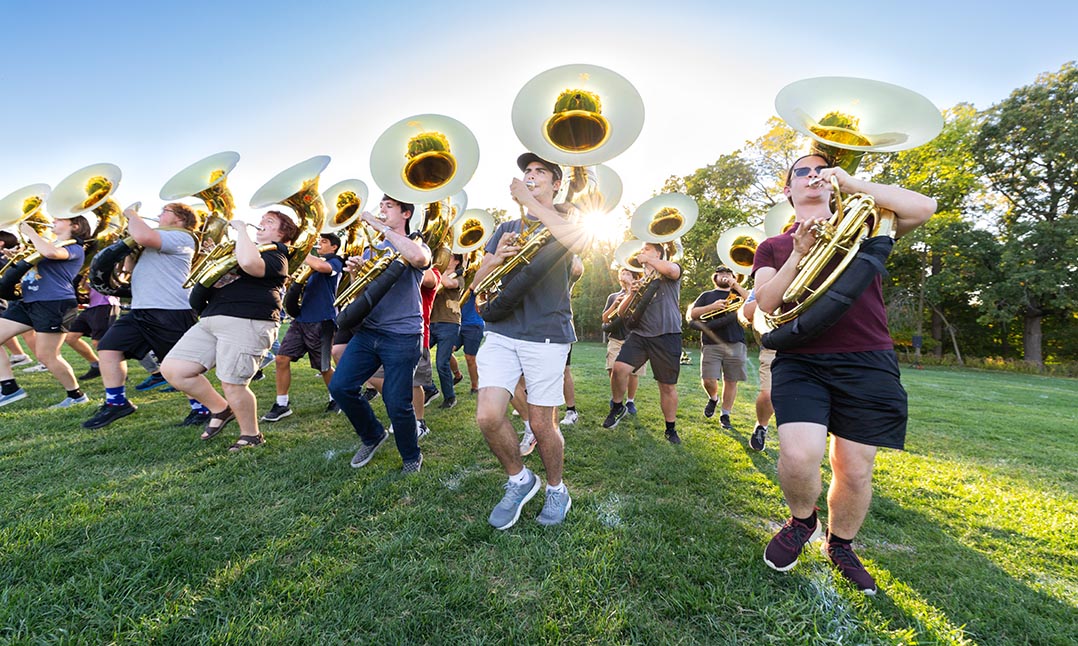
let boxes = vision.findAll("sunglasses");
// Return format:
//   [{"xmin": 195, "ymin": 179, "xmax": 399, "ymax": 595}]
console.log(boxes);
[{"xmin": 791, "ymin": 165, "xmax": 827, "ymax": 178}]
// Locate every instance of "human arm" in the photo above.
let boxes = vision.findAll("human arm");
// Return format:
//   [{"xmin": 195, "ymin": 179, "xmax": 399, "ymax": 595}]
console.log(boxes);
[
  {"xmin": 819, "ymin": 167, "xmax": 937, "ymax": 238},
  {"xmin": 20, "ymin": 222, "xmax": 70, "ymax": 260},
  {"xmin": 127, "ymin": 207, "xmax": 163, "ymax": 250},
  {"xmin": 509, "ymin": 179, "xmax": 590, "ymax": 255},
  {"xmin": 230, "ymin": 220, "xmax": 267, "ymax": 277}
]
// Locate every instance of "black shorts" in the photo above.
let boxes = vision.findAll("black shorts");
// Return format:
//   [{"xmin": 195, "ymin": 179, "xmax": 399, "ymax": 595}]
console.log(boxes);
[
  {"xmin": 2, "ymin": 299, "xmax": 79, "ymax": 333},
  {"xmin": 565, "ymin": 343, "xmax": 573, "ymax": 366},
  {"xmin": 771, "ymin": 350, "xmax": 908, "ymax": 449},
  {"xmin": 279, "ymin": 320, "xmax": 335, "ymax": 372},
  {"xmin": 616, "ymin": 332, "xmax": 682, "ymax": 384},
  {"xmin": 68, "ymin": 304, "xmax": 120, "ymax": 340},
  {"xmin": 98, "ymin": 309, "xmax": 198, "ymax": 362}
]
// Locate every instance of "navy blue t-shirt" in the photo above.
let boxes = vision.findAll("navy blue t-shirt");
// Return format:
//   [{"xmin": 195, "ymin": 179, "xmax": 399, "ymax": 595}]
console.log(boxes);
[
  {"xmin": 295, "ymin": 255, "xmax": 343, "ymax": 323},
  {"xmin": 22, "ymin": 242, "xmax": 84, "ymax": 303}
]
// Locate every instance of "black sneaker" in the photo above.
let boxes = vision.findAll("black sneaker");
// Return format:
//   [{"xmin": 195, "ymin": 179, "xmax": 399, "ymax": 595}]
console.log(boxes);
[
  {"xmin": 453, "ymin": 372, "xmax": 463, "ymax": 385},
  {"xmin": 79, "ymin": 365, "xmax": 101, "ymax": 381},
  {"xmin": 261, "ymin": 403, "xmax": 293, "ymax": 422},
  {"xmin": 251, "ymin": 369, "xmax": 265, "ymax": 382},
  {"xmin": 719, "ymin": 413, "xmax": 733, "ymax": 430},
  {"xmin": 704, "ymin": 398, "xmax": 717, "ymax": 418},
  {"xmin": 423, "ymin": 388, "xmax": 440, "ymax": 406},
  {"xmin": 750, "ymin": 425, "xmax": 767, "ymax": 451},
  {"xmin": 181, "ymin": 409, "xmax": 212, "ymax": 426},
  {"xmin": 438, "ymin": 397, "xmax": 457, "ymax": 410},
  {"xmin": 325, "ymin": 400, "xmax": 340, "ymax": 413},
  {"xmin": 601, "ymin": 401, "xmax": 627, "ymax": 429},
  {"xmin": 823, "ymin": 536, "xmax": 878, "ymax": 595},
  {"xmin": 665, "ymin": 429, "xmax": 682, "ymax": 444},
  {"xmin": 82, "ymin": 401, "xmax": 137, "ymax": 429},
  {"xmin": 469, "ymin": 388, "xmax": 478, "ymax": 395},
  {"xmin": 764, "ymin": 517, "xmax": 822, "ymax": 572},
  {"xmin": 362, "ymin": 387, "xmax": 379, "ymax": 402}
]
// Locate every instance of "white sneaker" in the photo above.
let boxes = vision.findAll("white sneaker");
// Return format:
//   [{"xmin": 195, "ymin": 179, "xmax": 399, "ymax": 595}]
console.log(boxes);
[
  {"xmin": 49, "ymin": 394, "xmax": 91, "ymax": 409},
  {"xmin": 8, "ymin": 354, "xmax": 31, "ymax": 367},
  {"xmin": 560, "ymin": 409, "xmax": 579, "ymax": 426},
  {"xmin": 416, "ymin": 420, "xmax": 430, "ymax": 440},
  {"xmin": 22, "ymin": 363, "xmax": 48, "ymax": 373},
  {"xmin": 519, "ymin": 428, "xmax": 537, "ymax": 456}
]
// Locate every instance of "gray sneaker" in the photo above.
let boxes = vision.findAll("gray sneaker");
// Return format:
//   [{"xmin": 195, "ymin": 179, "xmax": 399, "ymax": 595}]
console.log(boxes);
[
  {"xmin": 401, "ymin": 454, "xmax": 423, "ymax": 475},
  {"xmin": 536, "ymin": 487, "xmax": 572, "ymax": 526},
  {"xmin": 49, "ymin": 394, "xmax": 91, "ymax": 409},
  {"xmin": 350, "ymin": 431, "xmax": 389, "ymax": 468},
  {"xmin": 488, "ymin": 470, "xmax": 540, "ymax": 530},
  {"xmin": 0, "ymin": 388, "xmax": 28, "ymax": 407}
]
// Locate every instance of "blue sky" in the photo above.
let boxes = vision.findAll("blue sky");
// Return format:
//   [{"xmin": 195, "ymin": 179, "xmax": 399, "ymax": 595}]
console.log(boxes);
[{"xmin": 1, "ymin": 0, "xmax": 1074, "ymax": 230}]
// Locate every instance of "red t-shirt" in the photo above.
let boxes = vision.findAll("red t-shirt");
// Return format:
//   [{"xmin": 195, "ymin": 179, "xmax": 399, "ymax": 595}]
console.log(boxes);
[
  {"xmin": 420, "ymin": 267, "xmax": 440, "ymax": 347},
  {"xmin": 751, "ymin": 224, "xmax": 893, "ymax": 354}
]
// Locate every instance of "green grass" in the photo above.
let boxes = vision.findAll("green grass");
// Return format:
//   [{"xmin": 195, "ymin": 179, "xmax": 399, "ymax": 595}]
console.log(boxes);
[{"xmin": 1, "ymin": 343, "xmax": 1075, "ymax": 645}]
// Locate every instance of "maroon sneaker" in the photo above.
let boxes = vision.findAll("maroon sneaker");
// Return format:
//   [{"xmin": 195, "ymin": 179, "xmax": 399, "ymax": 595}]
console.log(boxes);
[
  {"xmin": 764, "ymin": 517, "xmax": 822, "ymax": 571},
  {"xmin": 823, "ymin": 538, "xmax": 877, "ymax": 595}
]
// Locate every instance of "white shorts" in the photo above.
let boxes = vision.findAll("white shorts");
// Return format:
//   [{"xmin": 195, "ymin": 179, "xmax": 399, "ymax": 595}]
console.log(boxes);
[{"xmin": 476, "ymin": 331, "xmax": 570, "ymax": 407}]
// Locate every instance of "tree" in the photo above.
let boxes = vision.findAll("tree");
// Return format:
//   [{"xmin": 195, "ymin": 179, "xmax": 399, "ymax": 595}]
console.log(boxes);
[{"xmin": 974, "ymin": 62, "xmax": 1078, "ymax": 366}]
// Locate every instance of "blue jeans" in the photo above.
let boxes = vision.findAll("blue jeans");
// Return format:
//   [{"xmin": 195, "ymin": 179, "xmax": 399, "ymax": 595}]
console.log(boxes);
[
  {"xmin": 429, "ymin": 321, "xmax": 461, "ymax": 399},
  {"xmin": 328, "ymin": 328, "xmax": 422, "ymax": 462}
]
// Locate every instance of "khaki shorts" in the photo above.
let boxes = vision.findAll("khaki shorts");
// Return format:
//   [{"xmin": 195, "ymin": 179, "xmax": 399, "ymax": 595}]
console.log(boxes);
[
  {"xmin": 700, "ymin": 340, "xmax": 748, "ymax": 381},
  {"xmin": 412, "ymin": 346, "xmax": 432, "ymax": 387},
  {"xmin": 606, "ymin": 338, "xmax": 646, "ymax": 376},
  {"xmin": 166, "ymin": 315, "xmax": 278, "ymax": 385},
  {"xmin": 759, "ymin": 347, "xmax": 776, "ymax": 392}
]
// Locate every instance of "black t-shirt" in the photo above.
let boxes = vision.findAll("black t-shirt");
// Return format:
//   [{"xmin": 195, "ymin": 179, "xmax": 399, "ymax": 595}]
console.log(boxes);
[
  {"xmin": 203, "ymin": 242, "xmax": 289, "ymax": 322},
  {"xmin": 692, "ymin": 289, "xmax": 746, "ymax": 345}
]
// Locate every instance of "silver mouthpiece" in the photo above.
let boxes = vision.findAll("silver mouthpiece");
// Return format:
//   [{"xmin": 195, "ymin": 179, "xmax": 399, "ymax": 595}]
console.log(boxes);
[{"xmin": 525, "ymin": 180, "xmax": 537, "ymax": 189}]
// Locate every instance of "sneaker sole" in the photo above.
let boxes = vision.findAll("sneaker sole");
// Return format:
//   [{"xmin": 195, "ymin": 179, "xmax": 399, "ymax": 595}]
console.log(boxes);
[
  {"xmin": 350, "ymin": 432, "xmax": 389, "ymax": 468},
  {"xmin": 135, "ymin": 380, "xmax": 170, "ymax": 392},
  {"xmin": 519, "ymin": 441, "xmax": 537, "ymax": 457},
  {"xmin": 492, "ymin": 476, "xmax": 541, "ymax": 531},
  {"xmin": 763, "ymin": 522, "xmax": 823, "ymax": 572},
  {"xmin": 82, "ymin": 405, "xmax": 137, "ymax": 429},
  {"xmin": 260, "ymin": 410, "xmax": 293, "ymax": 422},
  {"xmin": 0, "ymin": 391, "xmax": 28, "ymax": 407},
  {"xmin": 537, "ymin": 495, "xmax": 572, "ymax": 526}
]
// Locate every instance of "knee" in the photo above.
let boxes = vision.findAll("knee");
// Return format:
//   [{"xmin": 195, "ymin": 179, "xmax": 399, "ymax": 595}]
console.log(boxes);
[
  {"xmin": 327, "ymin": 375, "xmax": 350, "ymax": 401},
  {"xmin": 275, "ymin": 355, "xmax": 290, "ymax": 369},
  {"xmin": 476, "ymin": 408, "xmax": 503, "ymax": 433},
  {"xmin": 159, "ymin": 361, "xmax": 182, "ymax": 383}
]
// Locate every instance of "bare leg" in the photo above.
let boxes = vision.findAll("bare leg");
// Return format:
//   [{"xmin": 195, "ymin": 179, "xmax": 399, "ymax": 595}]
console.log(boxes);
[
  {"xmin": 0, "ymin": 319, "xmax": 32, "ymax": 380},
  {"xmin": 756, "ymin": 389, "xmax": 774, "ymax": 427},
  {"xmin": 562, "ymin": 366, "xmax": 575, "ymax": 407},
  {"xmin": 36, "ymin": 332, "xmax": 79, "ymax": 391},
  {"xmin": 99, "ymin": 349, "xmax": 128, "ymax": 389},
  {"xmin": 510, "ymin": 377, "xmax": 528, "ymax": 422},
  {"xmin": 160, "ymin": 358, "xmax": 228, "ymax": 413},
  {"xmin": 627, "ymin": 374, "xmax": 639, "ymax": 400},
  {"xmin": 275, "ymin": 354, "xmax": 292, "ymax": 397},
  {"xmin": 827, "ymin": 436, "xmax": 878, "ymax": 539},
  {"xmin": 775, "ymin": 422, "xmax": 828, "ymax": 518},
  {"xmin": 657, "ymin": 382, "xmax": 678, "ymax": 423},
  {"xmin": 465, "ymin": 353, "xmax": 478, "ymax": 390},
  {"xmin": 64, "ymin": 332, "xmax": 98, "ymax": 365},
  {"xmin": 610, "ymin": 361, "xmax": 632, "ymax": 404},
  {"xmin": 529, "ymin": 403, "xmax": 563, "ymax": 486},
  {"xmin": 721, "ymin": 379, "xmax": 738, "ymax": 411},
  {"xmin": 477, "ymin": 387, "xmax": 523, "ymax": 475},
  {"xmin": 221, "ymin": 381, "xmax": 260, "ymax": 438}
]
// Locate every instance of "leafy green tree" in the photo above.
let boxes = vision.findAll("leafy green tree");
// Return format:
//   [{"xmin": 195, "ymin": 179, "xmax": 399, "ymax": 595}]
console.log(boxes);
[{"xmin": 974, "ymin": 62, "xmax": 1078, "ymax": 366}]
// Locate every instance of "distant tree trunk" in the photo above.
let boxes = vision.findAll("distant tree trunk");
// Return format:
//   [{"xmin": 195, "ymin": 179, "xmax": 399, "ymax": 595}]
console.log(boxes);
[
  {"xmin": 930, "ymin": 254, "xmax": 943, "ymax": 358},
  {"xmin": 931, "ymin": 304, "xmax": 964, "ymax": 366},
  {"xmin": 1023, "ymin": 309, "xmax": 1044, "ymax": 369}
]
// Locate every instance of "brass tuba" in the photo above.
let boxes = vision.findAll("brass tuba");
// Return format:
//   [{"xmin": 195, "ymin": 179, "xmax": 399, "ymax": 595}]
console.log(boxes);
[
  {"xmin": 699, "ymin": 226, "xmax": 764, "ymax": 320},
  {"xmin": 335, "ymin": 114, "xmax": 478, "ymax": 324},
  {"xmin": 754, "ymin": 77, "xmax": 942, "ymax": 343},
  {"xmin": 0, "ymin": 183, "xmax": 56, "ymax": 299},
  {"xmin": 47, "ymin": 164, "xmax": 125, "ymax": 299}
]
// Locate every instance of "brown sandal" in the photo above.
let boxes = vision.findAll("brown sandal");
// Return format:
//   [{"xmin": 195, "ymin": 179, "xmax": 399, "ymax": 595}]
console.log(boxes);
[
  {"xmin": 228, "ymin": 433, "xmax": 265, "ymax": 451},
  {"xmin": 200, "ymin": 406, "xmax": 235, "ymax": 441}
]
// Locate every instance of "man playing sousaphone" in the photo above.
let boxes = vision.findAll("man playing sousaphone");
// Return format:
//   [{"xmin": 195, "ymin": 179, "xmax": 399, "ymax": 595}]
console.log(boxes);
[
  {"xmin": 602, "ymin": 241, "xmax": 684, "ymax": 443},
  {"xmin": 473, "ymin": 153, "xmax": 588, "ymax": 530},
  {"xmin": 754, "ymin": 153, "xmax": 936, "ymax": 594},
  {"xmin": 688, "ymin": 265, "xmax": 749, "ymax": 431},
  {"xmin": 82, "ymin": 203, "xmax": 201, "ymax": 429}
]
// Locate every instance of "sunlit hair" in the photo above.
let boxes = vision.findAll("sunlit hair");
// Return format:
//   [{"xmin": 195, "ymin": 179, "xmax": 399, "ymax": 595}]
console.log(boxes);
[
  {"xmin": 164, "ymin": 202, "xmax": 198, "ymax": 230},
  {"xmin": 264, "ymin": 210, "xmax": 300, "ymax": 244}
]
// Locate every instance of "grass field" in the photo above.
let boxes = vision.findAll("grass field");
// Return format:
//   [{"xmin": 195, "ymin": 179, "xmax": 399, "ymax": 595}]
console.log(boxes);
[{"xmin": 1, "ymin": 341, "xmax": 1075, "ymax": 645}]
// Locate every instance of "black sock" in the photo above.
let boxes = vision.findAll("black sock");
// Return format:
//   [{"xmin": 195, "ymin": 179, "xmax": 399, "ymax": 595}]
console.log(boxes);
[
  {"xmin": 1, "ymin": 379, "xmax": 18, "ymax": 395},
  {"xmin": 67, "ymin": 388, "xmax": 84, "ymax": 399},
  {"xmin": 829, "ymin": 533, "xmax": 853, "ymax": 546},
  {"xmin": 665, "ymin": 421, "xmax": 676, "ymax": 432},
  {"xmin": 794, "ymin": 511, "xmax": 817, "ymax": 528},
  {"xmin": 611, "ymin": 401, "xmax": 624, "ymax": 412},
  {"xmin": 566, "ymin": 406, "xmax": 576, "ymax": 412}
]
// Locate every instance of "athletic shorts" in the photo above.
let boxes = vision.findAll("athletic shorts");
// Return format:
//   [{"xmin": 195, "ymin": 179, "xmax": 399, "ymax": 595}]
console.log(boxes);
[
  {"xmin": 68, "ymin": 303, "xmax": 120, "ymax": 341},
  {"xmin": 771, "ymin": 350, "xmax": 908, "ymax": 449},
  {"xmin": 98, "ymin": 309, "xmax": 198, "ymax": 362},
  {"xmin": 476, "ymin": 331, "xmax": 569, "ymax": 407},
  {"xmin": 758, "ymin": 347, "xmax": 776, "ymax": 392},
  {"xmin": 279, "ymin": 320, "xmax": 335, "ymax": 372},
  {"xmin": 2, "ymin": 299, "xmax": 78, "ymax": 334},
  {"xmin": 413, "ymin": 346, "xmax": 432, "ymax": 387},
  {"xmin": 165, "ymin": 314, "xmax": 278, "ymax": 385},
  {"xmin": 456, "ymin": 324, "xmax": 483, "ymax": 356},
  {"xmin": 700, "ymin": 340, "xmax": 748, "ymax": 382},
  {"xmin": 616, "ymin": 332, "xmax": 682, "ymax": 384},
  {"xmin": 606, "ymin": 338, "xmax": 646, "ymax": 376}
]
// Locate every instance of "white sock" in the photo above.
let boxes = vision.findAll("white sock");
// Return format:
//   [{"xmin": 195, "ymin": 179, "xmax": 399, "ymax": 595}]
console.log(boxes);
[
  {"xmin": 722, "ymin": 409, "xmax": 732, "ymax": 416},
  {"xmin": 523, "ymin": 420, "xmax": 532, "ymax": 434},
  {"xmin": 11, "ymin": 354, "xmax": 27, "ymax": 361},
  {"xmin": 546, "ymin": 482, "xmax": 567, "ymax": 493},
  {"xmin": 710, "ymin": 397, "xmax": 719, "ymax": 403},
  {"xmin": 508, "ymin": 468, "xmax": 531, "ymax": 485},
  {"xmin": 277, "ymin": 395, "xmax": 289, "ymax": 406}
]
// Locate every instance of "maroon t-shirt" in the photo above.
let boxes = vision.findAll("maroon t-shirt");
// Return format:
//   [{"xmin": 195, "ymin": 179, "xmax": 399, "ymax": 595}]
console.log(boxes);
[{"xmin": 751, "ymin": 224, "xmax": 893, "ymax": 354}]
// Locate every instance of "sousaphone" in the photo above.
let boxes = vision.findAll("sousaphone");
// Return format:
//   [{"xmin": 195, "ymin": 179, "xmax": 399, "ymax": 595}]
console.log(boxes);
[
  {"xmin": 47, "ymin": 163, "xmax": 125, "ymax": 286},
  {"xmin": 0, "ymin": 183, "xmax": 52, "ymax": 299}
]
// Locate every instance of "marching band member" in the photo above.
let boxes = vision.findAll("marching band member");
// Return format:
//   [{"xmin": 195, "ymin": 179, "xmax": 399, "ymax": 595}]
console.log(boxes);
[
  {"xmin": 0, "ymin": 216, "xmax": 92, "ymax": 408},
  {"xmin": 452, "ymin": 290, "xmax": 484, "ymax": 395},
  {"xmin": 688, "ymin": 265, "xmax": 749, "ymax": 430},
  {"xmin": 328, "ymin": 196, "xmax": 431, "ymax": 474},
  {"xmin": 261, "ymin": 233, "xmax": 344, "ymax": 421},
  {"xmin": 740, "ymin": 290, "xmax": 773, "ymax": 451},
  {"xmin": 82, "ymin": 203, "xmax": 200, "ymax": 429},
  {"xmin": 755, "ymin": 154, "xmax": 936, "ymax": 594},
  {"xmin": 474, "ymin": 153, "xmax": 588, "ymax": 530},
  {"xmin": 601, "ymin": 267, "xmax": 645, "ymax": 415},
  {"xmin": 428, "ymin": 254, "xmax": 463, "ymax": 410},
  {"xmin": 160, "ymin": 211, "xmax": 297, "ymax": 450},
  {"xmin": 64, "ymin": 283, "xmax": 119, "ymax": 381},
  {"xmin": 603, "ymin": 242, "xmax": 683, "ymax": 443}
]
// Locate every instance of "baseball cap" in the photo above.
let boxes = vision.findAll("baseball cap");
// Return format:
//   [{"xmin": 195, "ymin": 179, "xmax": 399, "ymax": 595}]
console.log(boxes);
[{"xmin": 517, "ymin": 153, "xmax": 563, "ymax": 181}]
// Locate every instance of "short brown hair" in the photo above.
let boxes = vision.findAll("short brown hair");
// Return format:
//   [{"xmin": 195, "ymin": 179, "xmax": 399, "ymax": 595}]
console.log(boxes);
[
  {"xmin": 164, "ymin": 202, "xmax": 198, "ymax": 230},
  {"xmin": 69, "ymin": 215, "xmax": 92, "ymax": 241},
  {"xmin": 265, "ymin": 210, "xmax": 300, "ymax": 244}
]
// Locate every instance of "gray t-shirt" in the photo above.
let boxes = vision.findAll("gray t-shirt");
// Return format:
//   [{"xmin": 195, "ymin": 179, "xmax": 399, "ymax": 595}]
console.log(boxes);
[
  {"xmin": 131, "ymin": 229, "xmax": 196, "ymax": 310},
  {"xmin": 360, "ymin": 239, "xmax": 426, "ymax": 336},
  {"xmin": 631, "ymin": 269, "xmax": 682, "ymax": 337},
  {"xmin": 482, "ymin": 218, "xmax": 576, "ymax": 344}
]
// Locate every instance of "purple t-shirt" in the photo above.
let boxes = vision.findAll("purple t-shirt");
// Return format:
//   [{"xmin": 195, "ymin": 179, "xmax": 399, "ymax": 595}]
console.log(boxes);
[
  {"xmin": 751, "ymin": 224, "xmax": 893, "ymax": 354},
  {"xmin": 88, "ymin": 287, "xmax": 119, "ymax": 308}
]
